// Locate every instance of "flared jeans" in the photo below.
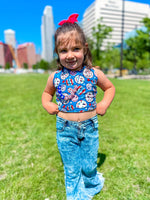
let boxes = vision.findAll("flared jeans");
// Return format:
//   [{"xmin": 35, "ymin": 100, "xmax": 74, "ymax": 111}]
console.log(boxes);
[{"xmin": 56, "ymin": 115, "xmax": 104, "ymax": 200}]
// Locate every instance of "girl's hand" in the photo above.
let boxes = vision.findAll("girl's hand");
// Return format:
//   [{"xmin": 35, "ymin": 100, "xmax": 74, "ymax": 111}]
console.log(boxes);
[
  {"xmin": 47, "ymin": 102, "xmax": 59, "ymax": 115},
  {"xmin": 96, "ymin": 102, "xmax": 107, "ymax": 116}
]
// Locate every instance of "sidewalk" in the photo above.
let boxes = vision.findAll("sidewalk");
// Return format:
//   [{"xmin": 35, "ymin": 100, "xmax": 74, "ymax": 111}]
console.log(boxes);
[{"xmin": 107, "ymin": 74, "xmax": 150, "ymax": 80}]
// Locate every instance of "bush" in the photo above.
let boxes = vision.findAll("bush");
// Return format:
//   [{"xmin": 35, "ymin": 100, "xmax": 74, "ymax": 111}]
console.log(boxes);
[
  {"xmin": 5, "ymin": 62, "xmax": 11, "ymax": 69},
  {"xmin": 137, "ymin": 59, "xmax": 150, "ymax": 70},
  {"xmin": 33, "ymin": 59, "xmax": 57, "ymax": 71},
  {"xmin": 123, "ymin": 60, "xmax": 134, "ymax": 70},
  {"xmin": 23, "ymin": 63, "xmax": 28, "ymax": 69}
]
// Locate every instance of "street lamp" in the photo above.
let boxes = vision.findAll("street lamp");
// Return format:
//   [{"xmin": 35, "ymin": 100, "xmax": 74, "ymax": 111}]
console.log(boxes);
[{"xmin": 120, "ymin": 0, "xmax": 125, "ymax": 77}]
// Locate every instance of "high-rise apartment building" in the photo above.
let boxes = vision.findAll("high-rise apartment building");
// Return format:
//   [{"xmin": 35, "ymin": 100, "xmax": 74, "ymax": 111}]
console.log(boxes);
[
  {"xmin": 41, "ymin": 6, "xmax": 55, "ymax": 62},
  {"xmin": 83, "ymin": 0, "xmax": 150, "ymax": 48},
  {"xmin": 0, "ymin": 42, "xmax": 13, "ymax": 68},
  {"xmin": 17, "ymin": 43, "xmax": 36, "ymax": 69},
  {"xmin": 0, "ymin": 42, "xmax": 5, "ymax": 67},
  {"xmin": 4, "ymin": 29, "xmax": 16, "ymax": 49}
]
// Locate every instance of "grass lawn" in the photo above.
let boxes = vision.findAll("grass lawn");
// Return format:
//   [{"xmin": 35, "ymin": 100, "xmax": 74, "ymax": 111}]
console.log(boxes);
[{"xmin": 0, "ymin": 73, "xmax": 150, "ymax": 200}]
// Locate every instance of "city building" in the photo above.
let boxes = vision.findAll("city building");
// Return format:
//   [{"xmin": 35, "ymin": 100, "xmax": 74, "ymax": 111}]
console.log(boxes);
[
  {"xmin": 4, "ymin": 29, "xmax": 16, "ymax": 49},
  {"xmin": 0, "ymin": 42, "xmax": 13, "ymax": 68},
  {"xmin": 83, "ymin": 0, "xmax": 150, "ymax": 48},
  {"xmin": 36, "ymin": 53, "xmax": 42, "ymax": 63},
  {"xmin": 41, "ymin": 6, "xmax": 55, "ymax": 62},
  {"xmin": 17, "ymin": 43, "xmax": 36, "ymax": 69},
  {"xmin": 0, "ymin": 42, "xmax": 5, "ymax": 67}
]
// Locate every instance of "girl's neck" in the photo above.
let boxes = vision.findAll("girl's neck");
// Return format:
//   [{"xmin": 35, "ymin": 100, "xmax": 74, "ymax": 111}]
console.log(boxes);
[{"xmin": 63, "ymin": 65, "xmax": 85, "ymax": 72}]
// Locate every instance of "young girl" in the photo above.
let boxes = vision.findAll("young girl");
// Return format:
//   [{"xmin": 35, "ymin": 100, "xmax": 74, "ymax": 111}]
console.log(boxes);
[{"xmin": 42, "ymin": 14, "xmax": 115, "ymax": 200}]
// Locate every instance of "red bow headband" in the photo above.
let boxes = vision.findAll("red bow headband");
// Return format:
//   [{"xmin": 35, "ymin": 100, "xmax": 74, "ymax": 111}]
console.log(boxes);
[{"xmin": 58, "ymin": 13, "xmax": 79, "ymax": 26}]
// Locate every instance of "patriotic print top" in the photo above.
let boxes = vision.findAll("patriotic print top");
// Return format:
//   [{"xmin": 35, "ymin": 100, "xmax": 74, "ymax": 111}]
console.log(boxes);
[{"xmin": 53, "ymin": 66, "xmax": 98, "ymax": 112}]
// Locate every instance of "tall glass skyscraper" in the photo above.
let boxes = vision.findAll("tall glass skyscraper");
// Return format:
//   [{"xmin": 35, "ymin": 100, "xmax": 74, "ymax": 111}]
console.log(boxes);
[
  {"xmin": 41, "ymin": 6, "xmax": 55, "ymax": 62},
  {"xmin": 4, "ymin": 29, "xmax": 16, "ymax": 48}
]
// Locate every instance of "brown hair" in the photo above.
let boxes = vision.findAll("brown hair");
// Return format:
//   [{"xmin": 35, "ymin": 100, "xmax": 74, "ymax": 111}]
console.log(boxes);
[{"xmin": 54, "ymin": 22, "xmax": 92, "ymax": 69}]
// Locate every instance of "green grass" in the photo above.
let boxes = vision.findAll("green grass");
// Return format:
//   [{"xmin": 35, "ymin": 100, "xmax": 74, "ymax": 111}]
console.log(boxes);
[{"xmin": 0, "ymin": 74, "xmax": 150, "ymax": 200}]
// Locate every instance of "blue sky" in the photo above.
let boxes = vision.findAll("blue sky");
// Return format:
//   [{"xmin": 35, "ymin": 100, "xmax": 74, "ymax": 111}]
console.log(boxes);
[{"xmin": 0, "ymin": 0, "xmax": 149, "ymax": 53}]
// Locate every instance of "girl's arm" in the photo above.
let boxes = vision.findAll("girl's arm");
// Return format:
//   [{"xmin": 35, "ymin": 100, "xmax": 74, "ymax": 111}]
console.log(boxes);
[
  {"xmin": 94, "ymin": 68, "xmax": 115, "ymax": 116},
  {"xmin": 42, "ymin": 72, "xmax": 59, "ymax": 115}
]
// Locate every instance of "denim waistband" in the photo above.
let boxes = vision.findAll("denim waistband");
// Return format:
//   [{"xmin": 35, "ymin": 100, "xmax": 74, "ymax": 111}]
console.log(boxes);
[{"xmin": 56, "ymin": 114, "xmax": 98, "ymax": 127}]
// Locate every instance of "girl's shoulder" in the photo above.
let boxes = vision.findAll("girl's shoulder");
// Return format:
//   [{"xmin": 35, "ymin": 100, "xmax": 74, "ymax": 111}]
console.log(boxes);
[
  {"xmin": 52, "ymin": 69, "xmax": 63, "ymax": 88},
  {"xmin": 92, "ymin": 66, "xmax": 103, "ymax": 76},
  {"xmin": 92, "ymin": 67, "xmax": 107, "ymax": 83},
  {"xmin": 90, "ymin": 66, "xmax": 101, "ymax": 77}
]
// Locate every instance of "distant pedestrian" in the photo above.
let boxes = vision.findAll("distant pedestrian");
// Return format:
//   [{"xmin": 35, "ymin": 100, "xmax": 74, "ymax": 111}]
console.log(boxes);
[{"xmin": 42, "ymin": 13, "xmax": 115, "ymax": 200}]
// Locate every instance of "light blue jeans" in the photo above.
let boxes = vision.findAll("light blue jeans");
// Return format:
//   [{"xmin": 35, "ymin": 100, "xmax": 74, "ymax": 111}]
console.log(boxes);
[{"xmin": 56, "ymin": 115, "xmax": 104, "ymax": 200}]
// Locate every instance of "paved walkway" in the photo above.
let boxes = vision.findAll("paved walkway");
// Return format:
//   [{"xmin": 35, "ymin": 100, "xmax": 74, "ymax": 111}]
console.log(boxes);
[{"xmin": 107, "ymin": 74, "xmax": 150, "ymax": 80}]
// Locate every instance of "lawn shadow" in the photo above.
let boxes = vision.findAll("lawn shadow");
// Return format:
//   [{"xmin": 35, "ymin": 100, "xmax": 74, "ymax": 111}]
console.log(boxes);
[{"xmin": 97, "ymin": 153, "xmax": 106, "ymax": 167}]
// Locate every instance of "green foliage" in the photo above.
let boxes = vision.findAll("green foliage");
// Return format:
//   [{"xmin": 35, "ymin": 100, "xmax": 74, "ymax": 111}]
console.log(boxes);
[
  {"xmin": 91, "ymin": 18, "xmax": 113, "ymax": 63},
  {"xmin": 33, "ymin": 59, "xmax": 57, "ymax": 71},
  {"xmin": 88, "ymin": 17, "xmax": 150, "ymax": 72},
  {"xmin": 124, "ymin": 37, "xmax": 139, "ymax": 62},
  {"xmin": 49, "ymin": 58, "xmax": 57, "ymax": 70},
  {"xmin": 138, "ymin": 17, "xmax": 150, "ymax": 52},
  {"xmin": 23, "ymin": 63, "xmax": 28, "ymax": 69},
  {"xmin": 0, "ymin": 74, "xmax": 150, "ymax": 199},
  {"xmin": 5, "ymin": 62, "xmax": 11, "ymax": 69},
  {"xmin": 103, "ymin": 48, "xmax": 120, "ymax": 69},
  {"xmin": 124, "ymin": 17, "xmax": 150, "ymax": 71},
  {"xmin": 137, "ymin": 59, "xmax": 150, "ymax": 70},
  {"xmin": 123, "ymin": 60, "xmax": 134, "ymax": 70},
  {"xmin": 142, "ymin": 17, "xmax": 150, "ymax": 32},
  {"xmin": 87, "ymin": 37, "xmax": 94, "ymax": 51},
  {"xmin": 39, "ymin": 59, "xmax": 49, "ymax": 70},
  {"xmin": 92, "ymin": 47, "xmax": 120, "ymax": 70}
]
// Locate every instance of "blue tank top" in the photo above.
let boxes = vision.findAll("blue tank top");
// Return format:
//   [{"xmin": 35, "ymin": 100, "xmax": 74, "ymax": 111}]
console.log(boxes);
[{"xmin": 53, "ymin": 66, "xmax": 98, "ymax": 112}]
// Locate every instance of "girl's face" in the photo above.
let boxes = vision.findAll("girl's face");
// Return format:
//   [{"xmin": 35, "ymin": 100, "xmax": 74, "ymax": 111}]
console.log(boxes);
[{"xmin": 57, "ymin": 31, "xmax": 87, "ymax": 71}]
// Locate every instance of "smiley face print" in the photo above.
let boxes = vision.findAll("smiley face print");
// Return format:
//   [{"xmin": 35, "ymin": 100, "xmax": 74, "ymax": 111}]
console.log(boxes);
[
  {"xmin": 83, "ymin": 68, "xmax": 93, "ymax": 78},
  {"xmin": 54, "ymin": 78, "xmax": 60, "ymax": 87},
  {"xmin": 61, "ymin": 69, "xmax": 69, "ymax": 80},
  {"xmin": 85, "ymin": 92, "xmax": 94, "ymax": 102},
  {"xmin": 76, "ymin": 100, "xmax": 87, "ymax": 108},
  {"xmin": 75, "ymin": 75, "xmax": 85, "ymax": 84},
  {"xmin": 61, "ymin": 84, "xmax": 66, "ymax": 92},
  {"xmin": 86, "ymin": 83, "xmax": 92, "ymax": 90}
]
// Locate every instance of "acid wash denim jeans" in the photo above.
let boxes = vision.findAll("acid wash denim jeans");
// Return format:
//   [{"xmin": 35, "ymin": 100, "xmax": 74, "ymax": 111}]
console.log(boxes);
[{"xmin": 56, "ymin": 115, "xmax": 104, "ymax": 200}]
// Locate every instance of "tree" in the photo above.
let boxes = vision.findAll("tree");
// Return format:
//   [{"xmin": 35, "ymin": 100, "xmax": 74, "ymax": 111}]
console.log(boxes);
[
  {"xmin": 104, "ymin": 48, "xmax": 120, "ymax": 69},
  {"xmin": 137, "ymin": 52, "xmax": 150, "ymax": 70},
  {"xmin": 32, "ymin": 59, "xmax": 57, "ymax": 71},
  {"xmin": 138, "ymin": 17, "xmax": 150, "ymax": 59},
  {"xmin": 124, "ymin": 36, "xmax": 139, "ymax": 69},
  {"xmin": 23, "ymin": 63, "xmax": 28, "ymax": 69},
  {"xmin": 124, "ymin": 17, "xmax": 150, "ymax": 70},
  {"xmin": 5, "ymin": 62, "xmax": 11, "ymax": 69},
  {"xmin": 49, "ymin": 59, "xmax": 57, "ymax": 70},
  {"xmin": 91, "ymin": 18, "xmax": 113, "ymax": 64}
]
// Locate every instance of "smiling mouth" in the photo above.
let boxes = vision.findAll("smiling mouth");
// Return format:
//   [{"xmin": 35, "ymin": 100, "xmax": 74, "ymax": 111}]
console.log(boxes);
[{"xmin": 66, "ymin": 61, "xmax": 76, "ymax": 64}]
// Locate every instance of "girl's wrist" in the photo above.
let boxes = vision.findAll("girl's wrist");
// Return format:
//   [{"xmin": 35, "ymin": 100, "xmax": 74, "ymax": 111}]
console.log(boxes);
[{"xmin": 98, "ymin": 101, "xmax": 108, "ymax": 110}]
